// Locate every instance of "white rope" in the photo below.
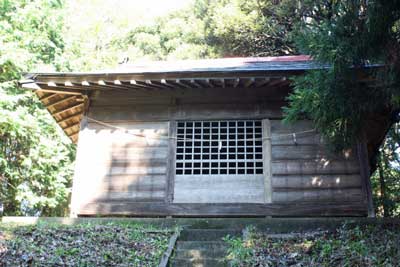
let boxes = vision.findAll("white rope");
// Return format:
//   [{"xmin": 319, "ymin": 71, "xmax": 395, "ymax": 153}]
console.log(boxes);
[{"xmin": 86, "ymin": 117, "xmax": 316, "ymax": 141}]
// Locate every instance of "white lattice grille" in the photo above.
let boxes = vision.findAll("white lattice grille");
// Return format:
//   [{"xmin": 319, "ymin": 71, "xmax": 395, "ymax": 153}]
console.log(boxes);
[{"xmin": 176, "ymin": 120, "xmax": 263, "ymax": 175}]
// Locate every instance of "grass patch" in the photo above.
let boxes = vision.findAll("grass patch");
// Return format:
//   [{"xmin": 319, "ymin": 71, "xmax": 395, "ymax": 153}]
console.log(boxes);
[
  {"xmin": 225, "ymin": 223, "xmax": 400, "ymax": 267},
  {"xmin": 0, "ymin": 221, "xmax": 172, "ymax": 266}
]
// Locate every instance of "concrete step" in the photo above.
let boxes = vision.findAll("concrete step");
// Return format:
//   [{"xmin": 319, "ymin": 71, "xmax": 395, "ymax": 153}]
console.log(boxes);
[
  {"xmin": 176, "ymin": 241, "xmax": 229, "ymax": 250},
  {"xmin": 170, "ymin": 257, "xmax": 227, "ymax": 267},
  {"xmin": 179, "ymin": 229, "xmax": 241, "ymax": 241},
  {"xmin": 175, "ymin": 247, "xmax": 227, "ymax": 259}
]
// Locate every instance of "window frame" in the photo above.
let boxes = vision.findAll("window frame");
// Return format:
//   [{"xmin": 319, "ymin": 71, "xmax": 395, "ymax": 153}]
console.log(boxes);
[{"xmin": 175, "ymin": 119, "xmax": 264, "ymax": 176}]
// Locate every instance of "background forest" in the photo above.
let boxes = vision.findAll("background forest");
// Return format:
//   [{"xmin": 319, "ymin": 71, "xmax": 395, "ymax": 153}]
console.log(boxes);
[{"xmin": 1, "ymin": 0, "xmax": 399, "ymax": 216}]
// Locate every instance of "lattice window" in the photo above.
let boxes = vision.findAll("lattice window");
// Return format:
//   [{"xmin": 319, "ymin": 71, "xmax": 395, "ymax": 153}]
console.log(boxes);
[{"xmin": 175, "ymin": 120, "xmax": 263, "ymax": 175}]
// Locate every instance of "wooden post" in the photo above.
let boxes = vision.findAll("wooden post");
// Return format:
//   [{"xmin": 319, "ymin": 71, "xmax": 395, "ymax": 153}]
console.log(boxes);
[
  {"xmin": 262, "ymin": 119, "xmax": 272, "ymax": 203},
  {"xmin": 166, "ymin": 121, "xmax": 177, "ymax": 203},
  {"xmin": 69, "ymin": 115, "xmax": 88, "ymax": 218},
  {"xmin": 357, "ymin": 133, "xmax": 375, "ymax": 217}
]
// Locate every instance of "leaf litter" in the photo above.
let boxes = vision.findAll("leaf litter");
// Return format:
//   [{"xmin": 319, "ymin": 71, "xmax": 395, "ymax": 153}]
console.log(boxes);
[{"xmin": 0, "ymin": 222, "xmax": 171, "ymax": 267}]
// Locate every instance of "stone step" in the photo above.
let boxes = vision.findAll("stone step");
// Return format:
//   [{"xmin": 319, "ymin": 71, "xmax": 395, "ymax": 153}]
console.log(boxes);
[
  {"xmin": 179, "ymin": 229, "xmax": 241, "ymax": 241},
  {"xmin": 170, "ymin": 257, "xmax": 227, "ymax": 267},
  {"xmin": 176, "ymin": 241, "xmax": 229, "ymax": 250},
  {"xmin": 175, "ymin": 247, "xmax": 227, "ymax": 259}
]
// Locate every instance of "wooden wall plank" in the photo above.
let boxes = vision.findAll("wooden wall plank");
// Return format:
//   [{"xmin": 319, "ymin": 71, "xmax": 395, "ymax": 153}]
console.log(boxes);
[
  {"xmin": 78, "ymin": 202, "xmax": 367, "ymax": 217},
  {"xmin": 272, "ymin": 160, "xmax": 360, "ymax": 175},
  {"xmin": 272, "ymin": 145, "xmax": 356, "ymax": 160},
  {"xmin": 88, "ymin": 103, "xmax": 283, "ymax": 122},
  {"xmin": 272, "ymin": 174, "xmax": 362, "ymax": 189},
  {"xmin": 87, "ymin": 121, "xmax": 169, "ymax": 132},
  {"xmin": 109, "ymin": 148, "xmax": 168, "ymax": 161},
  {"xmin": 70, "ymin": 120, "xmax": 170, "ymax": 211},
  {"xmin": 95, "ymin": 190, "xmax": 165, "ymax": 201},
  {"xmin": 101, "ymin": 174, "xmax": 167, "ymax": 189},
  {"xmin": 272, "ymin": 188, "xmax": 363, "ymax": 203},
  {"xmin": 97, "ymin": 159, "xmax": 167, "ymax": 168},
  {"xmin": 271, "ymin": 120, "xmax": 314, "ymax": 133},
  {"xmin": 272, "ymin": 133, "xmax": 323, "ymax": 145},
  {"xmin": 173, "ymin": 175, "xmax": 265, "ymax": 203},
  {"xmin": 269, "ymin": 120, "xmax": 364, "ymax": 206},
  {"xmin": 108, "ymin": 166, "xmax": 167, "ymax": 175}
]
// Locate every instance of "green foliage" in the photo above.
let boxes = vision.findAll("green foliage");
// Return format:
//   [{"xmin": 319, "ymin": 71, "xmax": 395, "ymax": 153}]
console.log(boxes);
[
  {"xmin": 284, "ymin": 0, "xmax": 400, "ymax": 150},
  {"xmin": 0, "ymin": 0, "xmax": 75, "ymax": 216},
  {"xmin": 195, "ymin": 0, "xmax": 299, "ymax": 57},
  {"xmin": 63, "ymin": 0, "xmax": 301, "ymax": 70},
  {"xmin": 224, "ymin": 231, "xmax": 255, "ymax": 266},
  {"xmin": 118, "ymin": 11, "xmax": 211, "ymax": 61},
  {"xmin": 371, "ymin": 123, "xmax": 400, "ymax": 217}
]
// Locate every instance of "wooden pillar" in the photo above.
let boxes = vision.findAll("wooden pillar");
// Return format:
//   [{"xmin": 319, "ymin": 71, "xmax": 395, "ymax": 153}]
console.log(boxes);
[
  {"xmin": 262, "ymin": 119, "xmax": 272, "ymax": 203},
  {"xmin": 357, "ymin": 133, "xmax": 375, "ymax": 217},
  {"xmin": 69, "ymin": 115, "xmax": 88, "ymax": 218},
  {"xmin": 166, "ymin": 121, "xmax": 177, "ymax": 203}
]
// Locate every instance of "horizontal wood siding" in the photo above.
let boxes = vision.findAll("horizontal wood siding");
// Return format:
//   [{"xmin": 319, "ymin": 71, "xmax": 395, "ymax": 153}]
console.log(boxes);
[
  {"xmin": 88, "ymin": 103, "xmax": 284, "ymax": 122},
  {"xmin": 173, "ymin": 175, "xmax": 265, "ymax": 203},
  {"xmin": 71, "ymin": 86, "xmax": 367, "ymax": 216},
  {"xmin": 270, "ymin": 120, "xmax": 365, "ymax": 206},
  {"xmin": 79, "ymin": 202, "xmax": 367, "ymax": 217},
  {"xmin": 71, "ymin": 121, "xmax": 169, "ymax": 215}
]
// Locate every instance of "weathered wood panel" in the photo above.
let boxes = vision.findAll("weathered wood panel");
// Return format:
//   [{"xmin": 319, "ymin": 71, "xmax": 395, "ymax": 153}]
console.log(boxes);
[
  {"xmin": 173, "ymin": 175, "xmax": 265, "ymax": 203},
  {"xmin": 70, "ymin": 121, "xmax": 169, "ymax": 215},
  {"xmin": 79, "ymin": 202, "xmax": 367, "ymax": 217},
  {"xmin": 90, "ymin": 86, "xmax": 289, "ymax": 107},
  {"xmin": 95, "ymin": 190, "xmax": 165, "ymax": 201},
  {"xmin": 101, "ymin": 174, "xmax": 167, "ymax": 191},
  {"xmin": 270, "ymin": 119, "xmax": 364, "ymax": 206},
  {"xmin": 272, "ymin": 160, "xmax": 360, "ymax": 175},
  {"xmin": 108, "ymin": 165, "xmax": 167, "ymax": 175},
  {"xmin": 272, "ymin": 188, "xmax": 363, "ymax": 203},
  {"xmin": 272, "ymin": 133, "xmax": 323, "ymax": 145},
  {"xmin": 88, "ymin": 103, "xmax": 284, "ymax": 122},
  {"xmin": 71, "ymin": 98, "xmax": 367, "ymax": 216},
  {"xmin": 272, "ymin": 174, "xmax": 362, "ymax": 189},
  {"xmin": 272, "ymin": 145, "xmax": 356, "ymax": 161},
  {"xmin": 271, "ymin": 120, "xmax": 314, "ymax": 133}
]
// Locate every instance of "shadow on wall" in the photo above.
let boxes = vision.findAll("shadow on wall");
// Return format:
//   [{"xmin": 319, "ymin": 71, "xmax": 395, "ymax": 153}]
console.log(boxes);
[
  {"xmin": 78, "ymin": 120, "xmax": 365, "ymax": 215},
  {"xmin": 84, "ymin": 124, "xmax": 169, "ymax": 215}
]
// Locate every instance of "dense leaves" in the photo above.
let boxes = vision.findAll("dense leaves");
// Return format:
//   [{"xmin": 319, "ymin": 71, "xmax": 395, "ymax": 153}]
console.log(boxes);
[
  {"xmin": 0, "ymin": 0, "xmax": 74, "ymax": 216},
  {"xmin": 0, "ymin": 222, "xmax": 171, "ymax": 266},
  {"xmin": 284, "ymin": 0, "xmax": 400, "ymax": 150},
  {"xmin": 191, "ymin": 0, "xmax": 300, "ymax": 57}
]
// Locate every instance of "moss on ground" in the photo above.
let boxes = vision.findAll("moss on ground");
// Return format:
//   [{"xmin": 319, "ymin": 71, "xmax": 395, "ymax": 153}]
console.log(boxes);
[
  {"xmin": 225, "ymin": 223, "xmax": 400, "ymax": 267},
  {"xmin": 0, "ymin": 221, "xmax": 172, "ymax": 266}
]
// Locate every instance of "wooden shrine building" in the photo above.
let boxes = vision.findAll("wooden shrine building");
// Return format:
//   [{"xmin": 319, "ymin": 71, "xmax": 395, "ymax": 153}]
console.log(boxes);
[{"xmin": 20, "ymin": 55, "xmax": 383, "ymax": 217}]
